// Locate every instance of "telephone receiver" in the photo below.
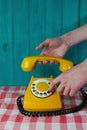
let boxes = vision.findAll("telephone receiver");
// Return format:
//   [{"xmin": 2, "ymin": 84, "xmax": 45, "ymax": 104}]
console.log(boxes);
[{"xmin": 21, "ymin": 56, "xmax": 74, "ymax": 72}]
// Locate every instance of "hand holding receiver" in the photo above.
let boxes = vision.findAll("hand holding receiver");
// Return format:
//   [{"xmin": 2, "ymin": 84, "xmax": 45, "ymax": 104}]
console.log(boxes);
[{"xmin": 21, "ymin": 56, "xmax": 74, "ymax": 72}]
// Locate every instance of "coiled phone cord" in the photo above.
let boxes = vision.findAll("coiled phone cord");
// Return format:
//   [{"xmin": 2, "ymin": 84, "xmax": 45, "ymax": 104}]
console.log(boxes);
[{"xmin": 16, "ymin": 88, "xmax": 87, "ymax": 117}]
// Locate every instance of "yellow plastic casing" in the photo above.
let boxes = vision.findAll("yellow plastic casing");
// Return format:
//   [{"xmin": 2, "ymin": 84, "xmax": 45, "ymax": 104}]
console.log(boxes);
[
  {"xmin": 21, "ymin": 56, "xmax": 74, "ymax": 72},
  {"xmin": 23, "ymin": 76, "xmax": 62, "ymax": 112}
]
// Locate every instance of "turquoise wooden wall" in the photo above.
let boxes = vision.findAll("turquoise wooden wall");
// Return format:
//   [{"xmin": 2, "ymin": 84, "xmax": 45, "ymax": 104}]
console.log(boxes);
[{"xmin": 0, "ymin": 0, "xmax": 87, "ymax": 86}]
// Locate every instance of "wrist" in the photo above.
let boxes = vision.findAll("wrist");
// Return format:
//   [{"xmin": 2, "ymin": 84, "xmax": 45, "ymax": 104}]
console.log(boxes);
[
  {"xmin": 58, "ymin": 36, "xmax": 70, "ymax": 51},
  {"xmin": 83, "ymin": 59, "xmax": 87, "ymax": 67},
  {"xmin": 61, "ymin": 32, "xmax": 75, "ymax": 47},
  {"xmin": 61, "ymin": 24, "xmax": 87, "ymax": 47},
  {"xmin": 82, "ymin": 59, "xmax": 87, "ymax": 83}
]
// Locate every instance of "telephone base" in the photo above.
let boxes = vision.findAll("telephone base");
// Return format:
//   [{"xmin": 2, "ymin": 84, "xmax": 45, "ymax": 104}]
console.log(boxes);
[
  {"xmin": 23, "ymin": 76, "xmax": 62, "ymax": 112},
  {"xmin": 17, "ymin": 88, "xmax": 87, "ymax": 117}
]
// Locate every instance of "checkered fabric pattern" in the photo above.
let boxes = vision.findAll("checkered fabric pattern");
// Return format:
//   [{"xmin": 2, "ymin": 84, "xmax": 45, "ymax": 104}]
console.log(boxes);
[{"xmin": 0, "ymin": 87, "xmax": 87, "ymax": 130}]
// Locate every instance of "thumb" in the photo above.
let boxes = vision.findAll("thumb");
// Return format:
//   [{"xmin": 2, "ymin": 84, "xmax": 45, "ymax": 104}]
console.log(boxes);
[{"xmin": 35, "ymin": 39, "xmax": 50, "ymax": 50}]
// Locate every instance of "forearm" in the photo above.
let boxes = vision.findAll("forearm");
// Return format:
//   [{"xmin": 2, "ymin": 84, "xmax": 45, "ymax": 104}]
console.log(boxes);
[{"xmin": 61, "ymin": 24, "xmax": 87, "ymax": 47}]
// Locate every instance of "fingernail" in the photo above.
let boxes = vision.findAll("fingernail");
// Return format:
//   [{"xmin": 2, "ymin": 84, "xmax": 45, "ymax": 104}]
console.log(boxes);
[{"xmin": 48, "ymin": 87, "xmax": 54, "ymax": 93}]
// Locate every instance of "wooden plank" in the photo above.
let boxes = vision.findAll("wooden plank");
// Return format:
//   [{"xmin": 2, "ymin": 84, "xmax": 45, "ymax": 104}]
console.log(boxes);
[
  {"xmin": 45, "ymin": 0, "xmax": 62, "ymax": 77},
  {"xmin": 61, "ymin": 0, "xmax": 79, "ymax": 64},
  {"xmin": 46, "ymin": 0, "xmax": 62, "ymax": 37},
  {"xmin": 13, "ymin": 0, "xmax": 30, "ymax": 85},
  {"xmin": 29, "ymin": 0, "xmax": 46, "ymax": 78},
  {"xmin": 0, "ymin": 0, "xmax": 13, "ymax": 85},
  {"xmin": 78, "ymin": 0, "xmax": 87, "ymax": 63}
]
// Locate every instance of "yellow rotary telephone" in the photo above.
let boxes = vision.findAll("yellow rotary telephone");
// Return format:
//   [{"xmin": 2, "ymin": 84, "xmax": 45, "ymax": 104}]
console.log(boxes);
[{"xmin": 17, "ymin": 56, "xmax": 87, "ymax": 116}]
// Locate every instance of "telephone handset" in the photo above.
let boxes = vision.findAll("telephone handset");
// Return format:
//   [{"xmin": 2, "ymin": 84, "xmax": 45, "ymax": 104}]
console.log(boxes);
[
  {"xmin": 17, "ymin": 56, "xmax": 87, "ymax": 117},
  {"xmin": 21, "ymin": 56, "xmax": 74, "ymax": 72}
]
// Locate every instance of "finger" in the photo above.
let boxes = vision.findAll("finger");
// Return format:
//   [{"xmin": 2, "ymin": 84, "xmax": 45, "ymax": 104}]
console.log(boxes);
[
  {"xmin": 43, "ymin": 60, "xmax": 48, "ymax": 64},
  {"xmin": 38, "ymin": 52, "xmax": 49, "ymax": 64},
  {"xmin": 50, "ymin": 60, "xmax": 55, "ymax": 64},
  {"xmin": 63, "ymin": 87, "xmax": 70, "ymax": 96},
  {"xmin": 48, "ymin": 83, "xmax": 55, "ymax": 92},
  {"xmin": 38, "ymin": 61, "xmax": 43, "ymax": 64},
  {"xmin": 69, "ymin": 89, "xmax": 76, "ymax": 96},
  {"xmin": 35, "ymin": 44, "xmax": 44, "ymax": 50},
  {"xmin": 36, "ymin": 39, "xmax": 49, "ymax": 50},
  {"xmin": 56, "ymin": 84, "xmax": 65, "ymax": 95},
  {"xmin": 38, "ymin": 60, "xmax": 49, "ymax": 64},
  {"xmin": 48, "ymin": 77, "xmax": 61, "ymax": 92}
]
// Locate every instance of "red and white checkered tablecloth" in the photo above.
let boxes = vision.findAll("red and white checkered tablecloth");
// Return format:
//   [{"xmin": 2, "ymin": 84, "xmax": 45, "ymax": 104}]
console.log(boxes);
[{"xmin": 0, "ymin": 87, "xmax": 87, "ymax": 130}]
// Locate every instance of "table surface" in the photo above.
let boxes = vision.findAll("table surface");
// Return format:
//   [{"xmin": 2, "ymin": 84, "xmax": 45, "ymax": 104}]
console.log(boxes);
[{"xmin": 0, "ymin": 87, "xmax": 87, "ymax": 130}]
